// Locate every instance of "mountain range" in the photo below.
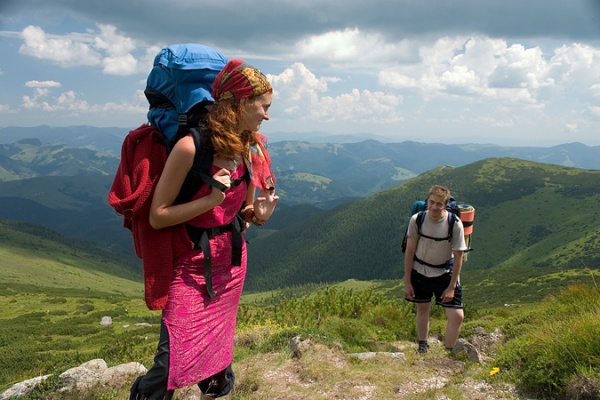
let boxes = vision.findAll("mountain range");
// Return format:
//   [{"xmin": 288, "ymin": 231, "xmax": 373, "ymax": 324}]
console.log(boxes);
[
  {"xmin": 0, "ymin": 127, "xmax": 598, "ymax": 306},
  {"xmin": 1, "ymin": 125, "xmax": 599, "ymax": 208}
]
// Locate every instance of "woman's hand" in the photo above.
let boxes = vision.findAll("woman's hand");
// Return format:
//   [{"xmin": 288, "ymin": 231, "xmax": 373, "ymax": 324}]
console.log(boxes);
[
  {"xmin": 253, "ymin": 188, "xmax": 279, "ymax": 221},
  {"xmin": 209, "ymin": 168, "xmax": 232, "ymax": 205}
]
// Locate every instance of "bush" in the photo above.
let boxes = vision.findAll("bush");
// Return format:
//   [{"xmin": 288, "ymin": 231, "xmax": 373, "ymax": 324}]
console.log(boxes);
[{"xmin": 236, "ymin": 286, "xmax": 415, "ymax": 353}]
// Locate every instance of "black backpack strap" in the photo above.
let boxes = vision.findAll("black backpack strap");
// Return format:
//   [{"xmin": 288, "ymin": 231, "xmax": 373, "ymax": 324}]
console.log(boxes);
[
  {"xmin": 414, "ymin": 255, "xmax": 453, "ymax": 269},
  {"xmin": 415, "ymin": 210, "xmax": 426, "ymax": 234},
  {"xmin": 174, "ymin": 128, "xmax": 227, "ymax": 205},
  {"xmin": 447, "ymin": 212, "xmax": 457, "ymax": 240},
  {"xmin": 186, "ymin": 214, "xmax": 245, "ymax": 298},
  {"xmin": 402, "ymin": 210, "xmax": 426, "ymax": 253},
  {"xmin": 417, "ymin": 210, "xmax": 455, "ymax": 242}
]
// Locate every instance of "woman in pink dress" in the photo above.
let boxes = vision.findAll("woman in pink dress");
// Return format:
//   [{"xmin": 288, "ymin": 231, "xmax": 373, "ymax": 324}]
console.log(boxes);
[{"xmin": 130, "ymin": 59, "xmax": 278, "ymax": 400}]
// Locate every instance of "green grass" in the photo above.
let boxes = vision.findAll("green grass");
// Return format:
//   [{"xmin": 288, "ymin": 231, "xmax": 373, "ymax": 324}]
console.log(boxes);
[
  {"xmin": 493, "ymin": 283, "xmax": 600, "ymax": 399},
  {"xmin": 2, "ymin": 277, "xmax": 599, "ymax": 399},
  {"xmin": 0, "ymin": 284, "xmax": 160, "ymax": 389}
]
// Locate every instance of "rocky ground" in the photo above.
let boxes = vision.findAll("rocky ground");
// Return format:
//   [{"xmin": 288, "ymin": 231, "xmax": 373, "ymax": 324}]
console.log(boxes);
[{"xmin": 2, "ymin": 328, "xmax": 539, "ymax": 400}]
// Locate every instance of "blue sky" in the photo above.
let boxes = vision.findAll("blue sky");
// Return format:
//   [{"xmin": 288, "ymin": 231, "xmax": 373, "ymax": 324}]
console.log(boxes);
[{"xmin": 1, "ymin": 0, "xmax": 600, "ymax": 146}]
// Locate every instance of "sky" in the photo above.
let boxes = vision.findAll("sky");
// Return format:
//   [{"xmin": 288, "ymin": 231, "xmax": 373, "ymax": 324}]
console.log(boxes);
[{"xmin": 1, "ymin": 0, "xmax": 600, "ymax": 147}]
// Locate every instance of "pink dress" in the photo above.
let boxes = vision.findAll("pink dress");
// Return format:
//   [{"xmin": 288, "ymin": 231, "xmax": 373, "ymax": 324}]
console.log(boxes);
[{"xmin": 162, "ymin": 162, "xmax": 248, "ymax": 390}]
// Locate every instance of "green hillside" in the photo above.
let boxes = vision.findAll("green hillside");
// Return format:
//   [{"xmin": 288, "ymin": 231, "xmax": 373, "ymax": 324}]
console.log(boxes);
[
  {"xmin": 0, "ymin": 220, "xmax": 152, "ymax": 392},
  {"xmin": 0, "ymin": 220, "xmax": 142, "ymax": 294},
  {"xmin": 245, "ymin": 158, "xmax": 600, "ymax": 306},
  {"xmin": 0, "ymin": 175, "xmax": 138, "ymax": 258}
]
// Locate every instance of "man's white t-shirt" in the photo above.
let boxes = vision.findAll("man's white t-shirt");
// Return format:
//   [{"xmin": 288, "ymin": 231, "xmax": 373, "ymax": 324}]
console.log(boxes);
[{"xmin": 407, "ymin": 211, "xmax": 467, "ymax": 278}]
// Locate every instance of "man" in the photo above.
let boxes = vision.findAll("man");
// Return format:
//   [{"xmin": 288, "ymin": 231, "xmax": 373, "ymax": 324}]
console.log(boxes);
[{"xmin": 404, "ymin": 185, "xmax": 467, "ymax": 354}]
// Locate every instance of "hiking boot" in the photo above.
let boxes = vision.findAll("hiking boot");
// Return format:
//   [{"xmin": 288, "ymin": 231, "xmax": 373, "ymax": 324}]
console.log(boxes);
[{"xmin": 417, "ymin": 342, "xmax": 429, "ymax": 354}]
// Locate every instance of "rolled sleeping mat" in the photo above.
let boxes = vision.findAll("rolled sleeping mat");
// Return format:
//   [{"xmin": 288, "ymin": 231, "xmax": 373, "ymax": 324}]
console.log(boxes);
[{"xmin": 458, "ymin": 204, "xmax": 475, "ymax": 235}]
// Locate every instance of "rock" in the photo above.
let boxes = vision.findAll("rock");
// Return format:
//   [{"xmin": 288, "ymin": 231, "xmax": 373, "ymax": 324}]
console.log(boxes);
[
  {"xmin": 0, "ymin": 359, "xmax": 147, "ymax": 399},
  {"xmin": 290, "ymin": 335, "xmax": 311, "ymax": 358},
  {"xmin": 59, "ymin": 359, "xmax": 148, "ymax": 391},
  {"xmin": 451, "ymin": 338, "xmax": 481, "ymax": 363},
  {"xmin": 348, "ymin": 352, "xmax": 406, "ymax": 362},
  {"xmin": 0, "ymin": 375, "xmax": 51, "ymax": 400},
  {"xmin": 100, "ymin": 316, "xmax": 113, "ymax": 326},
  {"xmin": 59, "ymin": 359, "xmax": 108, "ymax": 390}
]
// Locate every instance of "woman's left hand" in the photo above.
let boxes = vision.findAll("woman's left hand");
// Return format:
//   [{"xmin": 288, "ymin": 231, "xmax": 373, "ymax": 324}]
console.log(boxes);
[{"xmin": 254, "ymin": 188, "xmax": 279, "ymax": 221}]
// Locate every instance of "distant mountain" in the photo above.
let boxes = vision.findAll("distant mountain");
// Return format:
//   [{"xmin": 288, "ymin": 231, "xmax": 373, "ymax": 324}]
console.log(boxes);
[
  {"xmin": 0, "ymin": 138, "xmax": 119, "ymax": 180},
  {"xmin": 0, "ymin": 126, "xmax": 389, "ymax": 151},
  {"xmin": 0, "ymin": 175, "xmax": 135, "ymax": 259},
  {"xmin": 1, "ymin": 126, "xmax": 599, "ymax": 207},
  {"xmin": 0, "ymin": 125, "xmax": 126, "ymax": 153}
]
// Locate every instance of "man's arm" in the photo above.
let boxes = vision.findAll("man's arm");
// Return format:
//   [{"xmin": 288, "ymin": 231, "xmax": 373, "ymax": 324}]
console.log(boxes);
[
  {"xmin": 441, "ymin": 250, "xmax": 463, "ymax": 303},
  {"xmin": 404, "ymin": 236, "xmax": 417, "ymax": 299}
]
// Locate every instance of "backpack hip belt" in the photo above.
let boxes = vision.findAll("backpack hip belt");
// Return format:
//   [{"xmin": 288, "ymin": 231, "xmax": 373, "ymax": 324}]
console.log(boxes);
[
  {"xmin": 186, "ymin": 214, "xmax": 245, "ymax": 298},
  {"xmin": 414, "ymin": 255, "xmax": 453, "ymax": 269}
]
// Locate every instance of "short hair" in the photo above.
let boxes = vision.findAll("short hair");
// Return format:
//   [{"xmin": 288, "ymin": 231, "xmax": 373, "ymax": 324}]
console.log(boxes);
[{"xmin": 428, "ymin": 185, "xmax": 451, "ymax": 205}]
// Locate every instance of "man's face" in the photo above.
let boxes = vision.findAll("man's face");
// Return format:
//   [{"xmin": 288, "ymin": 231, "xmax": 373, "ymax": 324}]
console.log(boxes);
[{"xmin": 427, "ymin": 194, "xmax": 446, "ymax": 220}]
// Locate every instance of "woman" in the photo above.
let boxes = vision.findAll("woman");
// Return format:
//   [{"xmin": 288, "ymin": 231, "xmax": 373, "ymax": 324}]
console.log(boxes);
[{"xmin": 131, "ymin": 59, "xmax": 278, "ymax": 400}]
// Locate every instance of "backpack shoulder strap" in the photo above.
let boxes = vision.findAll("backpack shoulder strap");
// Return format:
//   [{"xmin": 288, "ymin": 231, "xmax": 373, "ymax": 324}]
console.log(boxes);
[
  {"xmin": 174, "ymin": 128, "xmax": 227, "ymax": 204},
  {"xmin": 415, "ymin": 210, "xmax": 426, "ymax": 234},
  {"xmin": 401, "ymin": 210, "xmax": 425, "ymax": 253},
  {"xmin": 189, "ymin": 127, "xmax": 214, "ymax": 176},
  {"xmin": 447, "ymin": 212, "xmax": 457, "ymax": 240},
  {"xmin": 417, "ymin": 210, "xmax": 455, "ymax": 242}
]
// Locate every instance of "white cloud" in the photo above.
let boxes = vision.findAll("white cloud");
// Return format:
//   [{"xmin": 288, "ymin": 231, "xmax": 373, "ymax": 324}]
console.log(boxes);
[
  {"xmin": 102, "ymin": 54, "xmax": 139, "ymax": 75},
  {"xmin": 546, "ymin": 43, "xmax": 600, "ymax": 104},
  {"xmin": 378, "ymin": 72, "xmax": 418, "ymax": 89},
  {"xmin": 269, "ymin": 62, "xmax": 331, "ymax": 114},
  {"xmin": 17, "ymin": 24, "xmax": 149, "ymax": 75},
  {"xmin": 19, "ymin": 25, "xmax": 102, "ymax": 67},
  {"xmin": 2, "ymin": 1, "xmax": 600, "ymax": 145},
  {"xmin": 25, "ymin": 80, "xmax": 61, "ymax": 88},
  {"xmin": 268, "ymin": 62, "xmax": 403, "ymax": 127},
  {"xmin": 94, "ymin": 24, "xmax": 140, "ymax": 75},
  {"xmin": 313, "ymin": 89, "xmax": 403, "ymax": 124},
  {"xmin": 566, "ymin": 123, "xmax": 579, "ymax": 132},
  {"xmin": 19, "ymin": 81, "xmax": 146, "ymax": 120},
  {"xmin": 94, "ymin": 24, "xmax": 136, "ymax": 56},
  {"xmin": 294, "ymin": 28, "xmax": 419, "ymax": 66}
]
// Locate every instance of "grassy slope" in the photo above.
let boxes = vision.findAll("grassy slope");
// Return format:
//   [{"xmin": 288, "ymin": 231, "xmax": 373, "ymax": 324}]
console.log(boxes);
[
  {"xmin": 244, "ymin": 158, "xmax": 600, "ymax": 299},
  {"xmin": 0, "ymin": 221, "xmax": 142, "ymax": 294},
  {"xmin": 0, "ymin": 222, "xmax": 158, "ymax": 391}
]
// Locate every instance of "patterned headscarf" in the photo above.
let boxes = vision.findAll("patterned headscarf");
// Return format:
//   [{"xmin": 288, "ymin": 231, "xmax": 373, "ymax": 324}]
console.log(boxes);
[{"xmin": 212, "ymin": 59, "xmax": 272, "ymax": 101}]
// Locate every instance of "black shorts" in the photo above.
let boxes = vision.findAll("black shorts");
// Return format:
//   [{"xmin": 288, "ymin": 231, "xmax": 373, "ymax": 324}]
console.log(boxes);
[{"xmin": 405, "ymin": 269, "xmax": 463, "ymax": 309}]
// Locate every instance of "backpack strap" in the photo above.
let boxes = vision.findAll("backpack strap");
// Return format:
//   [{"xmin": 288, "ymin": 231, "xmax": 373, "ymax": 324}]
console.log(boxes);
[
  {"xmin": 412, "ymin": 210, "xmax": 456, "ymax": 268},
  {"xmin": 413, "ymin": 255, "xmax": 453, "ymax": 269},
  {"xmin": 174, "ymin": 128, "xmax": 227, "ymax": 204},
  {"xmin": 416, "ymin": 210, "xmax": 455, "ymax": 242},
  {"xmin": 174, "ymin": 128, "xmax": 252, "ymax": 298},
  {"xmin": 186, "ymin": 214, "xmax": 245, "ymax": 298}
]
